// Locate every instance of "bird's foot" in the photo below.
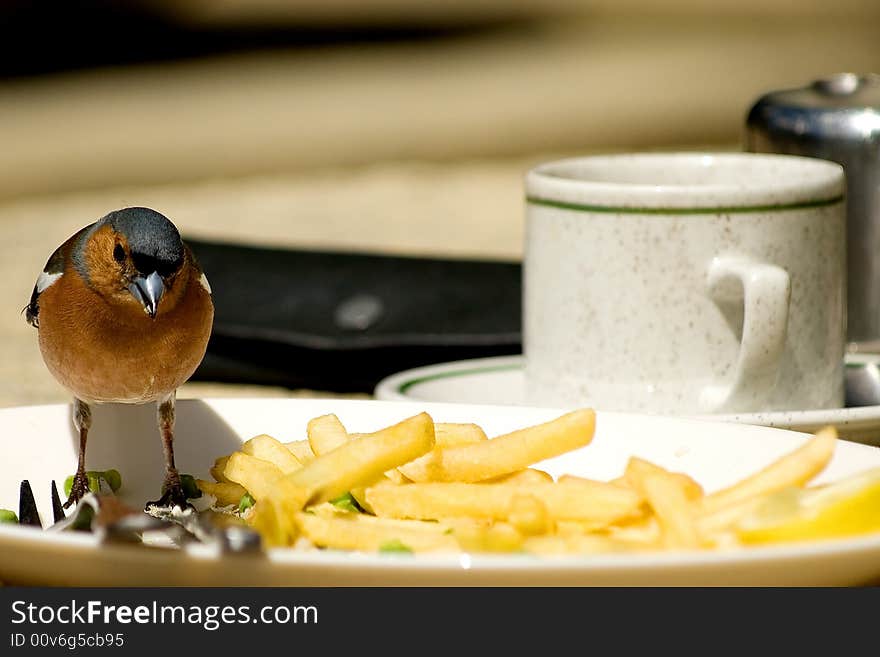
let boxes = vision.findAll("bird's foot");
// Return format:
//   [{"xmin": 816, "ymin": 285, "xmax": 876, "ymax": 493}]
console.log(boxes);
[
  {"xmin": 63, "ymin": 470, "xmax": 90, "ymax": 509},
  {"xmin": 145, "ymin": 486, "xmax": 191, "ymax": 511},
  {"xmin": 145, "ymin": 471, "xmax": 192, "ymax": 511}
]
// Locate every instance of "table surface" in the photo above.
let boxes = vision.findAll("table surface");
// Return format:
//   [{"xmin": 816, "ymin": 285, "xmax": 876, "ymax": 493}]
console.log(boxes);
[{"xmin": 5, "ymin": 11, "xmax": 878, "ymax": 409}]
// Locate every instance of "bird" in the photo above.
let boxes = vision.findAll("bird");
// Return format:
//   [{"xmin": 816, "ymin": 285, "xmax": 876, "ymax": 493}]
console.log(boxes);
[{"xmin": 25, "ymin": 207, "xmax": 214, "ymax": 510}]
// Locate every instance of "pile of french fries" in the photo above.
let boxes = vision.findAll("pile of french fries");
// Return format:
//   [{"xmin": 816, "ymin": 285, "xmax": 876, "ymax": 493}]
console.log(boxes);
[{"xmin": 195, "ymin": 409, "xmax": 841, "ymax": 555}]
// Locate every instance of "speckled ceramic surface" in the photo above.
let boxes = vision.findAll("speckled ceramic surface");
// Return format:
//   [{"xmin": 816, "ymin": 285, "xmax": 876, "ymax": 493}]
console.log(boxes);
[
  {"xmin": 523, "ymin": 153, "xmax": 846, "ymax": 414},
  {"xmin": 374, "ymin": 354, "xmax": 880, "ymax": 446}
]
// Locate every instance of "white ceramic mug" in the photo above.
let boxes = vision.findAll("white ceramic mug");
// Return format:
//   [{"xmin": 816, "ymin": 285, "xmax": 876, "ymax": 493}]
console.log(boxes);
[{"xmin": 524, "ymin": 152, "xmax": 846, "ymax": 414}]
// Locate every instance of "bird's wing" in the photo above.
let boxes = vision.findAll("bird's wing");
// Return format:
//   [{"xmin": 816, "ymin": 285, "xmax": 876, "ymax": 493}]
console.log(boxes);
[
  {"xmin": 25, "ymin": 226, "xmax": 88, "ymax": 328},
  {"xmin": 185, "ymin": 243, "xmax": 212, "ymax": 295}
]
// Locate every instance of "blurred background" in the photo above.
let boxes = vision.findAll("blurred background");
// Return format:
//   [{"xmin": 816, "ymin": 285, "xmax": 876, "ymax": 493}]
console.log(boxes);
[{"xmin": 3, "ymin": 0, "xmax": 879, "ymax": 406}]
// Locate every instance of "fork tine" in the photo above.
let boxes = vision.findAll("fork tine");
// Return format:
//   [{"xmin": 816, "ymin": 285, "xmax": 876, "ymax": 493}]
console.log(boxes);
[
  {"xmin": 18, "ymin": 480, "xmax": 42, "ymax": 527},
  {"xmin": 51, "ymin": 481, "xmax": 65, "ymax": 523}
]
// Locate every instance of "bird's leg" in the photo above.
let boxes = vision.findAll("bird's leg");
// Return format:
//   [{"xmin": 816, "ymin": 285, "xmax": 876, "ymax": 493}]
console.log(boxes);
[
  {"xmin": 146, "ymin": 392, "xmax": 189, "ymax": 510},
  {"xmin": 64, "ymin": 398, "xmax": 92, "ymax": 508}
]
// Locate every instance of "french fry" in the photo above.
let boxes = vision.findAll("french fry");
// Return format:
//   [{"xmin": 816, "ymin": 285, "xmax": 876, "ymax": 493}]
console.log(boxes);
[
  {"xmin": 382, "ymin": 469, "xmax": 410, "ymax": 485},
  {"xmin": 332, "ymin": 428, "xmax": 409, "ymax": 484},
  {"xmin": 697, "ymin": 497, "xmax": 764, "ymax": 542},
  {"xmin": 366, "ymin": 479, "xmax": 641, "ymax": 525},
  {"xmin": 490, "ymin": 469, "xmax": 555, "ymax": 485},
  {"xmin": 555, "ymin": 521, "xmax": 593, "ymax": 536},
  {"xmin": 414, "ymin": 409, "xmax": 595, "ymax": 483},
  {"xmin": 223, "ymin": 452, "xmax": 284, "ymax": 500},
  {"xmin": 210, "ymin": 455, "xmax": 232, "ymax": 483},
  {"xmin": 449, "ymin": 520, "xmax": 523, "ymax": 553},
  {"xmin": 348, "ymin": 432, "xmax": 412, "ymax": 484},
  {"xmin": 278, "ymin": 412, "xmax": 436, "ymax": 507},
  {"xmin": 242, "ymin": 434, "xmax": 302, "ymax": 474},
  {"xmin": 610, "ymin": 458, "xmax": 704, "ymax": 501},
  {"xmin": 435, "ymin": 423, "xmax": 489, "ymax": 446},
  {"xmin": 701, "ymin": 427, "xmax": 837, "ymax": 513},
  {"xmin": 295, "ymin": 511, "xmax": 458, "ymax": 553},
  {"xmin": 284, "ymin": 440, "xmax": 316, "ymax": 464},
  {"xmin": 603, "ymin": 517, "xmax": 662, "ymax": 547},
  {"xmin": 307, "ymin": 415, "xmax": 403, "ymax": 511},
  {"xmin": 195, "ymin": 479, "xmax": 248, "ymax": 507},
  {"xmin": 307, "ymin": 414, "xmax": 349, "ymax": 456},
  {"xmin": 394, "ymin": 422, "xmax": 489, "ymax": 482},
  {"xmin": 250, "ymin": 496, "xmax": 298, "ymax": 547},
  {"xmin": 507, "ymin": 493, "xmax": 553, "ymax": 535},
  {"xmin": 523, "ymin": 533, "xmax": 634, "ymax": 556},
  {"xmin": 626, "ymin": 461, "xmax": 701, "ymax": 549},
  {"xmin": 207, "ymin": 410, "xmax": 854, "ymax": 556}
]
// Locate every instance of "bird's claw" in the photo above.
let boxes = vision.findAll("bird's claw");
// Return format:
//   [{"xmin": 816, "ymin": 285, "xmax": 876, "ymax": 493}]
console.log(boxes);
[
  {"xmin": 63, "ymin": 471, "xmax": 90, "ymax": 509},
  {"xmin": 145, "ymin": 482, "xmax": 192, "ymax": 512}
]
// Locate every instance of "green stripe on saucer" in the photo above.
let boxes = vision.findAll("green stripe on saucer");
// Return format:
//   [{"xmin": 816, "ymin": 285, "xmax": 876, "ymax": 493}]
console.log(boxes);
[{"xmin": 399, "ymin": 363, "xmax": 522, "ymax": 394}]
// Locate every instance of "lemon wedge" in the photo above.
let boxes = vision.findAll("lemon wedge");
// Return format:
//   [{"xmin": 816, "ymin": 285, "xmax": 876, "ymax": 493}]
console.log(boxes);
[{"xmin": 736, "ymin": 467, "xmax": 880, "ymax": 545}]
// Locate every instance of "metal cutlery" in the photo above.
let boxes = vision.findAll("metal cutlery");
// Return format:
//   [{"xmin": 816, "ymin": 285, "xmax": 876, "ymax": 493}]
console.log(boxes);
[{"xmin": 15, "ymin": 480, "xmax": 262, "ymax": 554}]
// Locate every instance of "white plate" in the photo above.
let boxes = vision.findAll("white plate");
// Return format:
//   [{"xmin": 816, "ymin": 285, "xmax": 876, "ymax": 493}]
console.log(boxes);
[
  {"xmin": 2, "ymin": 398, "xmax": 880, "ymax": 586},
  {"xmin": 375, "ymin": 356, "xmax": 880, "ymax": 446}
]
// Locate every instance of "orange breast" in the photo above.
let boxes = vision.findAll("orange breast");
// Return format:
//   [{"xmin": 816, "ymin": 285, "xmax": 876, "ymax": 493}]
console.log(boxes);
[{"xmin": 37, "ymin": 270, "xmax": 214, "ymax": 404}]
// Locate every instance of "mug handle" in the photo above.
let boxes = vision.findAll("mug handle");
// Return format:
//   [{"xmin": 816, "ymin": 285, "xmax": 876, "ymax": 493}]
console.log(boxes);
[{"xmin": 700, "ymin": 255, "xmax": 791, "ymax": 412}]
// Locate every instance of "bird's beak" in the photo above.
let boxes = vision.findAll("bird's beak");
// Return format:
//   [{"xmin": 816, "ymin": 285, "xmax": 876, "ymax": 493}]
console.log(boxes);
[{"xmin": 128, "ymin": 271, "xmax": 164, "ymax": 318}]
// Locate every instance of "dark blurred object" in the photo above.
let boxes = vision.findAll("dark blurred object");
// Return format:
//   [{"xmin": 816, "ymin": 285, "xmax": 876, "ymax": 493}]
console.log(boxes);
[
  {"xmin": 188, "ymin": 240, "xmax": 522, "ymax": 392},
  {"xmin": 746, "ymin": 73, "xmax": 880, "ymax": 347},
  {"xmin": 0, "ymin": 0, "xmax": 530, "ymax": 79}
]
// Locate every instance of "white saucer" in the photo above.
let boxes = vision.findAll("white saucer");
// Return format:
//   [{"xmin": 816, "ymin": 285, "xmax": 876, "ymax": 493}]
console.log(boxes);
[{"xmin": 375, "ymin": 355, "xmax": 880, "ymax": 446}]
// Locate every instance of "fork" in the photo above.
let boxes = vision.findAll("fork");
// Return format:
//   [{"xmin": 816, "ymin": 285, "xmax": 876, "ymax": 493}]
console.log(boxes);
[{"xmin": 17, "ymin": 479, "xmax": 262, "ymax": 554}]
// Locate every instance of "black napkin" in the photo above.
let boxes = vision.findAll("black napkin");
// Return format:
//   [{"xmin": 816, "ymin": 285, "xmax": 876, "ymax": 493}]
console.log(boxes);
[{"xmin": 187, "ymin": 239, "xmax": 523, "ymax": 393}]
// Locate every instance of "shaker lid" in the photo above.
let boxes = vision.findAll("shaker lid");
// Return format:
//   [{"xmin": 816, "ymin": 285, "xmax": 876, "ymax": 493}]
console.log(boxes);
[
  {"xmin": 767, "ymin": 74, "xmax": 880, "ymax": 109},
  {"xmin": 747, "ymin": 73, "xmax": 880, "ymax": 141}
]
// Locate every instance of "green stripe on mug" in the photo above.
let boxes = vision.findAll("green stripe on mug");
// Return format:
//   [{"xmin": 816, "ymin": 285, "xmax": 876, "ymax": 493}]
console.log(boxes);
[{"xmin": 526, "ymin": 195, "xmax": 844, "ymax": 215}]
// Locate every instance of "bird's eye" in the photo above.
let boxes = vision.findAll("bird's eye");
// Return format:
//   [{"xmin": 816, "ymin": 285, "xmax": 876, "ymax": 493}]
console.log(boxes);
[{"xmin": 113, "ymin": 244, "xmax": 126, "ymax": 263}]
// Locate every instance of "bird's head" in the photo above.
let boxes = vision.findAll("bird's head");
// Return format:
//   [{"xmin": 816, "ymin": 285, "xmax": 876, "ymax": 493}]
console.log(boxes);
[{"xmin": 74, "ymin": 207, "xmax": 189, "ymax": 319}]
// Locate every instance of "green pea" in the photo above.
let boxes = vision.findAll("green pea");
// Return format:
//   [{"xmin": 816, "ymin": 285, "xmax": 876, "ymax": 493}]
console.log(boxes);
[
  {"xmin": 379, "ymin": 539, "xmax": 413, "ymax": 554},
  {"xmin": 238, "ymin": 493, "xmax": 255, "ymax": 513},
  {"xmin": 63, "ymin": 475, "xmax": 74, "ymax": 498},
  {"xmin": 0, "ymin": 509, "xmax": 18, "ymax": 524},
  {"xmin": 329, "ymin": 492, "xmax": 361, "ymax": 513}
]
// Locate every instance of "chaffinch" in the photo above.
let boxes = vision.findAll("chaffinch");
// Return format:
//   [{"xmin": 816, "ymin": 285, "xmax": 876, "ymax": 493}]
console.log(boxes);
[{"xmin": 25, "ymin": 207, "xmax": 214, "ymax": 509}]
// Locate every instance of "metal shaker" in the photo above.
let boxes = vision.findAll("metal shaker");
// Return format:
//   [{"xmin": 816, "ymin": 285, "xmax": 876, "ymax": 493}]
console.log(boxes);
[{"xmin": 745, "ymin": 73, "xmax": 880, "ymax": 348}]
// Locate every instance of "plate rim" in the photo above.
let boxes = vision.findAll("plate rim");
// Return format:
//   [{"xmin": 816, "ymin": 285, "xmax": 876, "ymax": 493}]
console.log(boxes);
[
  {"xmin": 374, "ymin": 354, "xmax": 880, "ymax": 427},
  {"xmin": 3, "ymin": 518, "xmax": 880, "ymax": 574}
]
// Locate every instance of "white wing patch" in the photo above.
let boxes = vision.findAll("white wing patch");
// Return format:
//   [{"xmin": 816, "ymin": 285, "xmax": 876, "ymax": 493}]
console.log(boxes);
[
  {"xmin": 198, "ymin": 272, "xmax": 212, "ymax": 294},
  {"xmin": 36, "ymin": 271, "xmax": 62, "ymax": 293}
]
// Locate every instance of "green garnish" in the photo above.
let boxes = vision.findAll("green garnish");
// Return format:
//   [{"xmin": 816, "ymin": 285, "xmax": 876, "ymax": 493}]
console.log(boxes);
[
  {"xmin": 64, "ymin": 469, "xmax": 123, "ymax": 496},
  {"xmin": 103, "ymin": 469, "xmax": 122, "ymax": 493},
  {"xmin": 0, "ymin": 509, "xmax": 18, "ymax": 524},
  {"xmin": 68, "ymin": 504, "xmax": 95, "ymax": 532},
  {"xmin": 63, "ymin": 473, "xmax": 100, "ymax": 495},
  {"xmin": 238, "ymin": 493, "xmax": 256, "ymax": 513},
  {"xmin": 87, "ymin": 473, "xmax": 101, "ymax": 494},
  {"xmin": 379, "ymin": 539, "xmax": 413, "ymax": 554},
  {"xmin": 329, "ymin": 492, "xmax": 362, "ymax": 513},
  {"xmin": 180, "ymin": 474, "xmax": 201, "ymax": 499}
]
